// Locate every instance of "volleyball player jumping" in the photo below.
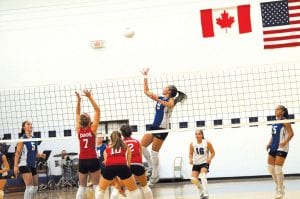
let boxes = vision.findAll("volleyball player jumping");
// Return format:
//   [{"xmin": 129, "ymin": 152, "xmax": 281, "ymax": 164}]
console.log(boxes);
[{"xmin": 140, "ymin": 68, "xmax": 187, "ymax": 185}]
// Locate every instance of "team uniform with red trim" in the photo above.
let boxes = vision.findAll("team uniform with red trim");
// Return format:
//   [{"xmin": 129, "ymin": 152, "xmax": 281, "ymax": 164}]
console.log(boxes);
[
  {"xmin": 123, "ymin": 137, "xmax": 145, "ymax": 176},
  {"xmin": 102, "ymin": 146, "xmax": 132, "ymax": 180},
  {"xmin": 77, "ymin": 127, "xmax": 100, "ymax": 173}
]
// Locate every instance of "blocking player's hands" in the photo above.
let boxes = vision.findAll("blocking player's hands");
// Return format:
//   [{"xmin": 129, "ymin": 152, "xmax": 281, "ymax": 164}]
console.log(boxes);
[
  {"xmin": 83, "ymin": 90, "xmax": 92, "ymax": 98},
  {"xmin": 75, "ymin": 91, "xmax": 81, "ymax": 101},
  {"xmin": 140, "ymin": 68, "xmax": 150, "ymax": 77}
]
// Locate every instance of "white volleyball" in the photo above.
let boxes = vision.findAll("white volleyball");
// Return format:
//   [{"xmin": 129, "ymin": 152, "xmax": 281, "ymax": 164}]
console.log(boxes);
[{"xmin": 124, "ymin": 27, "xmax": 135, "ymax": 38}]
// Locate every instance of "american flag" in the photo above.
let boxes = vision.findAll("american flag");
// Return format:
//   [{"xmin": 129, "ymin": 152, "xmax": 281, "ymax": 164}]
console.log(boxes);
[{"xmin": 261, "ymin": 0, "xmax": 300, "ymax": 49}]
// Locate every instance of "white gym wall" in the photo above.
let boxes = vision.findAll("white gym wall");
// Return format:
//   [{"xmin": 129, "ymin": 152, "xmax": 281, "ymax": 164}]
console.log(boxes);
[{"xmin": 0, "ymin": 0, "xmax": 299, "ymax": 179}]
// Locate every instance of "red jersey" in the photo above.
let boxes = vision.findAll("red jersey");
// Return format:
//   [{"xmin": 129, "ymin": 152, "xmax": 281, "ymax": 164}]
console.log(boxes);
[
  {"xmin": 78, "ymin": 127, "xmax": 97, "ymax": 159},
  {"xmin": 123, "ymin": 137, "xmax": 143, "ymax": 165},
  {"xmin": 105, "ymin": 146, "xmax": 127, "ymax": 166}
]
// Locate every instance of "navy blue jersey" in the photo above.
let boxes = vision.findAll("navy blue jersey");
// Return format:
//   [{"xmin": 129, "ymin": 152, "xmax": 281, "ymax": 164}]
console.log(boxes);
[
  {"xmin": 152, "ymin": 96, "xmax": 173, "ymax": 129},
  {"xmin": 96, "ymin": 144, "xmax": 107, "ymax": 164},
  {"xmin": 18, "ymin": 135, "xmax": 38, "ymax": 168},
  {"xmin": 270, "ymin": 123, "xmax": 288, "ymax": 152}
]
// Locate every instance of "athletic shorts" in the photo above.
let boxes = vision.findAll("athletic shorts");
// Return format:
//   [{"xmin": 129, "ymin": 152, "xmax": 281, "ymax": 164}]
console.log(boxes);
[
  {"xmin": 0, "ymin": 174, "xmax": 8, "ymax": 179},
  {"xmin": 269, "ymin": 150, "xmax": 288, "ymax": 158},
  {"xmin": 79, "ymin": 158, "xmax": 100, "ymax": 174},
  {"xmin": 150, "ymin": 126, "xmax": 168, "ymax": 140},
  {"xmin": 102, "ymin": 165, "xmax": 132, "ymax": 180},
  {"xmin": 130, "ymin": 165, "xmax": 145, "ymax": 176},
  {"xmin": 192, "ymin": 163, "xmax": 210, "ymax": 172},
  {"xmin": 19, "ymin": 166, "xmax": 37, "ymax": 176}
]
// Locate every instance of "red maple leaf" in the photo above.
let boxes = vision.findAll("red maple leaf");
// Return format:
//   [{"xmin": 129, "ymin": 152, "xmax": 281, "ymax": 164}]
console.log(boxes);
[{"xmin": 216, "ymin": 10, "xmax": 235, "ymax": 33}]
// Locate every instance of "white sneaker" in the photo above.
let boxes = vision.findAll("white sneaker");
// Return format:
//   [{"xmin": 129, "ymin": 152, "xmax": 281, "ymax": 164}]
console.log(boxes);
[
  {"xmin": 275, "ymin": 186, "xmax": 285, "ymax": 199},
  {"xmin": 201, "ymin": 193, "xmax": 209, "ymax": 199},
  {"xmin": 200, "ymin": 193, "xmax": 204, "ymax": 199},
  {"xmin": 148, "ymin": 176, "xmax": 159, "ymax": 186},
  {"xmin": 275, "ymin": 191, "xmax": 283, "ymax": 199},
  {"xmin": 146, "ymin": 168, "xmax": 152, "ymax": 178},
  {"xmin": 275, "ymin": 187, "xmax": 284, "ymax": 199}
]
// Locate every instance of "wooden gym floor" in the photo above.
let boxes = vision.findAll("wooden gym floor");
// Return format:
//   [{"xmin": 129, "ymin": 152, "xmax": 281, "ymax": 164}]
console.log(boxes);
[{"xmin": 4, "ymin": 177, "xmax": 300, "ymax": 199}]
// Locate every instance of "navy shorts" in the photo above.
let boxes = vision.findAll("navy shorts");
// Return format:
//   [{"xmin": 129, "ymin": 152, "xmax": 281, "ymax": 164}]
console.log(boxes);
[
  {"xmin": 150, "ymin": 126, "xmax": 168, "ymax": 140},
  {"xmin": 0, "ymin": 174, "xmax": 8, "ymax": 179},
  {"xmin": 102, "ymin": 165, "xmax": 132, "ymax": 180},
  {"xmin": 19, "ymin": 166, "xmax": 37, "ymax": 176},
  {"xmin": 269, "ymin": 150, "xmax": 288, "ymax": 158},
  {"xmin": 192, "ymin": 163, "xmax": 210, "ymax": 172},
  {"xmin": 79, "ymin": 158, "xmax": 100, "ymax": 174},
  {"xmin": 130, "ymin": 165, "xmax": 145, "ymax": 176}
]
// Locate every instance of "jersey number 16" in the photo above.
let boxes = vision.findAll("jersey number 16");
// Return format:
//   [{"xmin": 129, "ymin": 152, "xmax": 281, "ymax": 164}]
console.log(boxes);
[{"xmin": 196, "ymin": 147, "xmax": 204, "ymax": 155}]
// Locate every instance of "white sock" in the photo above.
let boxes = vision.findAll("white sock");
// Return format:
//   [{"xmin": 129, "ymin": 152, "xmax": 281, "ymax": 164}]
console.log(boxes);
[
  {"xmin": 141, "ymin": 185, "xmax": 153, "ymax": 199},
  {"xmin": 199, "ymin": 173, "xmax": 208, "ymax": 195},
  {"xmin": 76, "ymin": 186, "xmax": 86, "ymax": 199},
  {"xmin": 95, "ymin": 189, "xmax": 105, "ymax": 199},
  {"xmin": 93, "ymin": 185, "xmax": 98, "ymax": 192},
  {"xmin": 129, "ymin": 189, "xmax": 140, "ymax": 199},
  {"xmin": 151, "ymin": 150, "xmax": 159, "ymax": 178},
  {"xmin": 142, "ymin": 146, "xmax": 153, "ymax": 168},
  {"xmin": 268, "ymin": 164, "xmax": 278, "ymax": 188},
  {"xmin": 93, "ymin": 185, "xmax": 99, "ymax": 198},
  {"xmin": 275, "ymin": 165, "xmax": 284, "ymax": 192},
  {"xmin": 33, "ymin": 186, "xmax": 38, "ymax": 194},
  {"xmin": 110, "ymin": 187, "xmax": 119, "ymax": 199},
  {"xmin": 24, "ymin": 186, "xmax": 34, "ymax": 199},
  {"xmin": 191, "ymin": 177, "xmax": 202, "ymax": 193}
]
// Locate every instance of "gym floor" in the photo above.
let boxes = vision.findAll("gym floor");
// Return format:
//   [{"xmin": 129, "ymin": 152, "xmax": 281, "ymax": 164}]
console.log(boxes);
[{"xmin": 4, "ymin": 177, "xmax": 300, "ymax": 199}]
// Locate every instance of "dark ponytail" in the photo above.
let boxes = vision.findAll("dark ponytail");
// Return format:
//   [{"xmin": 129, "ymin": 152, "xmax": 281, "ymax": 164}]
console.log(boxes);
[
  {"xmin": 20, "ymin": 121, "xmax": 27, "ymax": 138},
  {"xmin": 110, "ymin": 131, "xmax": 127, "ymax": 150},
  {"xmin": 120, "ymin": 125, "xmax": 132, "ymax": 138},
  {"xmin": 168, "ymin": 85, "xmax": 187, "ymax": 105},
  {"xmin": 279, "ymin": 105, "xmax": 289, "ymax": 119}
]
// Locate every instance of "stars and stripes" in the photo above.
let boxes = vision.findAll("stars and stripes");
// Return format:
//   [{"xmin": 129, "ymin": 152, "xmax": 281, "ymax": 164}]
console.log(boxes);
[{"xmin": 261, "ymin": 0, "xmax": 300, "ymax": 49}]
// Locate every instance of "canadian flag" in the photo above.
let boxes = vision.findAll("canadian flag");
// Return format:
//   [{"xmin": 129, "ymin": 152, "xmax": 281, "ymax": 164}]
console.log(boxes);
[{"xmin": 200, "ymin": 4, "xmax": 252, "ymax": 38}]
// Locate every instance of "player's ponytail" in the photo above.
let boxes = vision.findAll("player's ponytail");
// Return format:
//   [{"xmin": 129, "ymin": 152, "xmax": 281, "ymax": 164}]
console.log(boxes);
[
  {"xmin": 168, "ymin": 85, "xmax": 187, "ymax": 105},
  {"xmin": 200, "ymin": 129, "xmax": 205, "ymax": 139},
  {"xmin": 279, "ymin": 105, "xmax": 289, "ymax": 119},
  {"xmin": 80, "ymin": 113, "xmax": 91, "ymax": 127},
  {"xmin": 20, "ymin": 121, "xmax": 27, "ymax": 138},
  {"xmin": 120, "ymin": 125, "xmax": 132, "ymax": 138},
  {"xmin": 111, "ymin": 131, "xmax": 127, "ymax": 150}
]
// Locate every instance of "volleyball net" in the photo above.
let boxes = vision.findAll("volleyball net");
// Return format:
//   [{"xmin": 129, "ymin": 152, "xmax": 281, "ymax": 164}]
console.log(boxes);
[{"xmin": 0, "ymin": 62, "xmax": 300, "ymax": 143}]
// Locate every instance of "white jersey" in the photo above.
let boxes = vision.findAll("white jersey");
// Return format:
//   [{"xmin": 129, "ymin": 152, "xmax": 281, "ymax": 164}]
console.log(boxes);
[{"xmin": 192, "ymin": 139, "xmax": 208, "ymax": 165}]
